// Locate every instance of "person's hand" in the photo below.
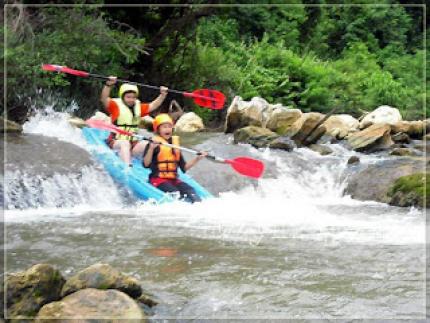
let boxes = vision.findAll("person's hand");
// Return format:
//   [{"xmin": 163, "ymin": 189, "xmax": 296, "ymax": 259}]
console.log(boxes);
[
  {"xmin": 196, "ymin": 151, "xmax": 208, "ymax": 161},
  {"xmin": 149, "ymin": 139, "xmax": 161, "ymax": 149},
  {"xmin": 105, "ymin": 76, "xmax": 117, "ymax": 86},
  {"xmin": 160, "ymin": 86, "xmax": 168, "ymax": 96}
]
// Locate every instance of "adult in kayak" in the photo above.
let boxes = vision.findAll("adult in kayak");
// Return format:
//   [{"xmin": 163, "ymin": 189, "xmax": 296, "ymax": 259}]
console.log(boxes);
[
  {"xmin": 100, "ymin": 76, "xmax": 168, "ymax": 167},
  {"xmin": 142, "ymin": 114, "xmax": 207, "ymax": 203}
]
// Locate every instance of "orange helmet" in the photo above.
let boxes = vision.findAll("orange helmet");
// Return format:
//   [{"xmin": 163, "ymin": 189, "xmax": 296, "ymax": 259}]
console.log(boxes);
[{"xmin": 153, "ymin": 113, "xmax": 174, "ymax": 132}]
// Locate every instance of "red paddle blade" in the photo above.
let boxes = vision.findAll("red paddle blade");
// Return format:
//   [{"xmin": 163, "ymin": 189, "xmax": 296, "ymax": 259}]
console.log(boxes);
[
  {"xmin": 42, "ymin": 64, "xmax": 89, "ymax": 77},
  {"xmin": 85, "ymin": 119, "xmax": 132, "ymax": 136},
  {"xmin": 226, "ymin": 157, "xmax": 265, "ymax": 179},
  {"xmin": 184, "ymin": 89, "xmax": 225, "ymax": 110}
]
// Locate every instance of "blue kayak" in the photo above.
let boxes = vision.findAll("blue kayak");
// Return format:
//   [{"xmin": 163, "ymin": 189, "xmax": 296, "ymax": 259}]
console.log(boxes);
[{"xmin": 82, "ymin": 127, "xmax": 213, "ymax": 203}]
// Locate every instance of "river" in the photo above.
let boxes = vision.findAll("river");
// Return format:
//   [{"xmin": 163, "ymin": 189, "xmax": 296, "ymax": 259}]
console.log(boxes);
[{"xmin": 2, "ymin": 108, "xmax": 426, "ymax": 319}]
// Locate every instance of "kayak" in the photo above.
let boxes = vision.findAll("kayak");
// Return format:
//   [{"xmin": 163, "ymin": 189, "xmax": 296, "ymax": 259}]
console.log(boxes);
[{"xmin": 82, "ymin": 127, "xmax": 213, "ymax": 203}]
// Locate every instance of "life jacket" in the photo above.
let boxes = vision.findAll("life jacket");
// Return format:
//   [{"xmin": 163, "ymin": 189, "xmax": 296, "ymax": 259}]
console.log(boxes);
[
  {"xmin": 112, "ymin": 98, "xmax": 142, "ymax": 140},
  {"xmin": 153, "ymin": 135, "xmax": 181, "ymax": 179}
]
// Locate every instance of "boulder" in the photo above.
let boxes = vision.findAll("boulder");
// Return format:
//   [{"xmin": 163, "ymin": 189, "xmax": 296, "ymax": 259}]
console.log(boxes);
[
  {"xmin": 139, "ymin": 115, "xmax": 154, "ymax": 131},
  {"xmin": 89, "ymin": 111, "xmax": 111, "ymax": 124},
  {"xmin": 36, "ymin": 288, "xmax": 145, "ymax": 322},
  {"xmin": 347, "ymin": 156, "xmax": 360, "ymax": 165},
  {"xmin": 268, "ymin": 136, "xmax": 296, "ymax": 151},
  {"xmin": 344, "ymin": 158, "xmax": 426, "ymax": 205},
  {"xmin": 391, "ymin": 120, "xmax": 425, "ymax": 139},
  {"xmin": 359, "ymin": 105, "xmax": 402, "ymax": 129},
  {"xmin": 286, "ymin": 112, "xmax": 326, "ymax": 145},
  {"xmin": 233, "ymin": 126, "xmax": 279, "ymax": 148},
  {"xmin": 265, "ymin": 108, "xmax": 302, "ymax": 134},
  {"xmin": 387, "ymin": 173, "xmax": 429, "ymax": 208},
  {"xmin": 61, "ymin": 263, "xmax": 142, "ymax": 299},
  {"xmin": 0, "ymin": 117, "xmax": 23, "ymax": 133},
  {"xmin": 309, "ymin": 144, "xmax": 333, "ymax": 156},
  {"xmin": 322, "ymin": 114, "xmax": 359, "ymax": 139},
  {"xmin": 390, "ymin": 148, "xmax": 421, "ymax": 157},
  {"xmin": 347, "ymin": 124, "xmax": 394, "ymax": 152},
  {"xmin": 174, "ymin": 112, "xmax": 205, "ymax": 132},
  {"xmin": 391, "ymin": 132, "xmax": 411, "ymax": 144},
  {"xmin": 2, "ymin": 264, "xmax": 65, "ymax": 318}
]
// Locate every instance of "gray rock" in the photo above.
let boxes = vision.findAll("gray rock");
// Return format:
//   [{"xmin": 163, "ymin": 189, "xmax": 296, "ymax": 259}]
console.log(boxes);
[
  {"xmin": 61, "ymin": 263, "xmax": 142, "ymax": 299},
  {"xmin": 36, "ymin": 288, "xmax": 146, "ymax": 322},
  {"xmin": 233, "ymin": 126, "xmax": 279, "ymax": 148},
  {"xmin": 390, "ymin": 148, "xmax": 421, "ymax": 157},
  {"xmin": 2, "ymin": 264, "xmax": 65, "ymax": 318},
  {"xmin": 347, "ymin": 156, "xmax": 360, "ymax": 165},
  {"xmin": 0, "ymin": 117, "xmax": 22, "ymax": 133},
  {"xmin": 309, "ymin": 144, "xmax": 333, "ymax": 156},
  {"xmin": 268, "ymin": 136, "xmax": 296, "ymax": 151},
  {"xmin": 391, "ymin": 132, "xmax": 411, "ymax": 144}
]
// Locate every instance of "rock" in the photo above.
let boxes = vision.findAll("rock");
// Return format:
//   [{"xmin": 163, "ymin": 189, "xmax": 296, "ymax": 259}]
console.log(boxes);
[
  {"xmin": 387, "ymin": 173, "xmax": 429, "ymax": 208},
  {"xmin": 61, "ymin": 263, "xmax": 142, "ymax": 299},
  {"xmin": 391, "ymin": 132, "xmax": 411, "ymax": 144},
  {"xmin": 391, "ymin": 121, "xmax": 425, "ymax": 138},
  {"xmin": 2, "ymin": 264, "xmax": 65, "ymax": 318},
  {"xmin": 266, "ymin": 108, "xmax": 302, "ymax": 134},
  {"xmin": 174, "ymin": 112, "xmax": 205, "ymax": 132},
  {"xmin": 347, "ymin": 124, "xmax": 394, "ymax": 152},
  {"xmin": 268, "ymin": 136, "xmax": 296, "ymax": 151},
  {"xmin": 344, "ymin": 158, "xmax": 426, "ymax": 204},
  {"xmin": 139, "ymin": 115, "xmax": 154, "ymax": 131},
  {"xmin": 89, "ymin": 111, "xmax": 111, "ymax": 123},
  {"xmin": 137, "ymin": 293, "xmax": 159, "ymax": 307},
  {"xmin": 347, "ymin": 156, "xmax": 360, "ymax": 165},
  {"xmin": 68, "ymin": 117, "xmax": 87, "ymax": 128},
  {"xmin": 36, "ymin": 288, "xmax": 145, "ymax": 322},
  {"xmin": 322, "ymin": 114, "xmax": 359, "ymax": 139},
  {"xmin": 0, "ymin": 116, "xmax": 23, "ymax": 133},
  {"xmin": 286, "ymin": 112, "xmax": 326, "ymax": 145},
  {"xmin": 390, "ymin": 148, "xmax": 421, "ymax": 157},
  {"xmin": 423, "ymin": 133, "xmax": 430, "ymax": 141},
  {"xmin": 233, "ymin": 126, "xmax": 279, "ymax": 148},
  {"xmin": 309, "ymin": 144, "xmax": 333, "ymax": 156},
  {"xmin": 359, "ymin": 105, "xmax": 402, "ymax": 129}
]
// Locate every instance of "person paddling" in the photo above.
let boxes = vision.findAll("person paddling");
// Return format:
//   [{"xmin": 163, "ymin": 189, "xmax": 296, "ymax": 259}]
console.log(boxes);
[
  {"xmin": 100, "ymin": 76, "xmax": 168, "ymax": 166},
  {"xmin": 142, "ymin": 114, "xmax": 207, "ymax": 203}
]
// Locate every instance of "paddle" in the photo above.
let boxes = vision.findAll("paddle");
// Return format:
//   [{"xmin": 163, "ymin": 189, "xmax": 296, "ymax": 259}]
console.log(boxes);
[
  {"xmin": 42, "ymin": 64, "xmax": 226, "ymax": 109},
  {"xmin": 85, "ymin": 119, "xmax": 265, "ymax": 179}
]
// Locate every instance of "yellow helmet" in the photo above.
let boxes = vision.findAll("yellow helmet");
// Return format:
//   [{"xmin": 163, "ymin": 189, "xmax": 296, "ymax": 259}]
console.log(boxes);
[
  {"xmin": 119, "ymin": 83, "xmax": 139, "ymax": 98},
  {"xmin": 153, "ymin": 113, "xmax": 174, "ymax": 132}
]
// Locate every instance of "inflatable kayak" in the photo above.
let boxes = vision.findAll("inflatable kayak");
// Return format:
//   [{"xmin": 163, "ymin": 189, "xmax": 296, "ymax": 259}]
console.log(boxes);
[{"xmin": 82, "ymin": 127, "xmax": 213, "ymax": 203}]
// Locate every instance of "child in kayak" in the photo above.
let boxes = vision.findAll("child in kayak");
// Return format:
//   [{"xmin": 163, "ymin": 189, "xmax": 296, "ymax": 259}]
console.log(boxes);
[{"xmin": 142, "ymin": 114, "xmax": 207, "ymax": 203}]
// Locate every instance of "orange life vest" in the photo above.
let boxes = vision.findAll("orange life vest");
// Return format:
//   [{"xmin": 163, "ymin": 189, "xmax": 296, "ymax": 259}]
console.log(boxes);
[{"xmin": 154, "ymin": 135, "xmax": 181, "ymax": 179}]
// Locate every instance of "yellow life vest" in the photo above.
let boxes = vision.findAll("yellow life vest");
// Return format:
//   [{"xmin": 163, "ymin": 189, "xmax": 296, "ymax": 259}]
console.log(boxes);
[
  {"xmin": 154, "ymin": 135, "xmax": 181, "ymax": 179},
  {"xmin": 112, "ymin": 98, "xmax": 142, "ymax": 140}
]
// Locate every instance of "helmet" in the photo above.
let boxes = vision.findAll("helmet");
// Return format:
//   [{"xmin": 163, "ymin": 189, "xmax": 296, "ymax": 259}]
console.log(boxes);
[
  {"xmin": 119, "ymin": 83, "xmax": 139, "ymax": 98},
  {"xmin": 153, "ymin": 113, "xmax": 174, "ymax": 132}
]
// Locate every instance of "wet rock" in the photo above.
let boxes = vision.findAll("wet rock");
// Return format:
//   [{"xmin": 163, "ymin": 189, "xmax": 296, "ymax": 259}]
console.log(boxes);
[
  {"xmin": 36, "ymin": 288, "xmax": 145, "ymax": 322},
  {"xmin": 391, "ymin": 132, "xmax": 411, "ymax": 144},
  {"xmin": 347, "ymin": 124, "xmax": 394, "ymax": 152},
  {"xmin": 322, "ymin": 114, "xmax": 359, "ymax": 139},
  {"xmin": 359, "ymin": 105, "xmax": 402, "ymax": 129},
  {"xmin": 266, "ymin": 108, "xmax": 302, "ymax": 134},
  {"xmin": 286, "ymin": 112, "xmax": 326, "ymax": 145},
  {"xmin": 0, "ymin": 116, "xmax": 23, "ymax": 133},
  {"xmin": 344, "ymin": 158, "xmax": 426, "ymax": 204},
  {"xmin": 139, "ymin": 115, "xmax": 154, "ymax": 131},
  {"xmin": 391, "ymin": 120, "xmax": 426, "ymax": 139},
  {"xmin": 175, "ymin": 112, "xmax": 205, "ymax": 132},
  {"xmin": 2, "ymin": 264, "xmax": 65, "ymax": 318},
  {"xmin": 233, "ymin": 126, "xmax": 279, "ymax": 148},
  {"xmin": 137, "ymin": 293, "xmax": 159, "ymax": 307},
  {"xmin": 387, "ymin": 173, "xmax": 429, "ymax": 208},
  {"xmin": 61, "ymin": 263, "xmax": 142, "ymax": 299},
  {"xmin": 309, "ymin": 144, "xmax": 333, "ymax": 155},
  {"xmin": 268, "ymin": 136, "xmax": 296, "ymax": 151},
  {"xmin": 390, "ymin": 148, "xmax": 421, "ymax": 157},
  {"xmin": 347, "ymin": 156, "xmax": 360, "ymax": 165}
]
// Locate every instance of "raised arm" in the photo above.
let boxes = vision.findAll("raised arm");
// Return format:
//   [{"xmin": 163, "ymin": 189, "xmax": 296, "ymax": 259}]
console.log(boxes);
[
  {"xmin": 148, "ymin": 86, "xmax": 169, "ymax": 113},
  {"xmin": 100, "ymin": 76, "xmax": 117, "ymax": 109}
]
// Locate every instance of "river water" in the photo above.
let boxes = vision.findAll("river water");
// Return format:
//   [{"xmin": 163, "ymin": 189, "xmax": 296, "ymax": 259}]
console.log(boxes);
[{"xmin": 2, "ymin": 108, "xmax": 426, "ymax": 319}]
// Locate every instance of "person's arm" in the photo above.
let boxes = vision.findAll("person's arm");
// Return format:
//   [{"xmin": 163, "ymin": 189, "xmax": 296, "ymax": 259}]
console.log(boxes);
[
  {"xmin": 100, "ymin": 76, "xmax": 117, "ymax": 109},
  {"xmin": 148, "ymin": 86, "xmax": 169, "ymax": 113},
  {"xmin": 143, "ymin": 142, "xmax": 159, "ymax": 168},
  {"xmin": 184, "ymin": 152, "xmax": 207, "ymax": 171}
]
